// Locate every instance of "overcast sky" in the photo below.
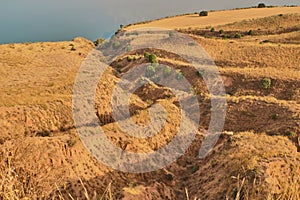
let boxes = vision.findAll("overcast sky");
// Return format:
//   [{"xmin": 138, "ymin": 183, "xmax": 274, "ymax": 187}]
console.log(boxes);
[{"xmin": 0, "ymin": 0, "xmax": 299, "ymax": 43}]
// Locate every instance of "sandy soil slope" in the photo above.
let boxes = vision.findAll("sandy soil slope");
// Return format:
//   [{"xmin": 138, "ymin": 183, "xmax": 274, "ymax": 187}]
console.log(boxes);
[{"xmin": 0, "ymin": 7, "xmax": 300, "ymax": 200}]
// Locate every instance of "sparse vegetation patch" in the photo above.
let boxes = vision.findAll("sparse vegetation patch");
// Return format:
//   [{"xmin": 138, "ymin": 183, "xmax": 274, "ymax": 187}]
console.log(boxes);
[
  {"xmin": 199, "ymin": 11, "xmax": 208, "ymax": 17},
  {"xmin": 258, "ymin": 3, "xmax": 266, "ymax": 8},
  {"xmin": 261, "ymin": 78, "xmax": 272, "ymax": 89}
]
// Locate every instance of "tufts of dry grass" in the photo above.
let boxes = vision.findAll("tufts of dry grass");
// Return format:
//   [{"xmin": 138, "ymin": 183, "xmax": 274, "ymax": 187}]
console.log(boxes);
[
  {"xmin": 0, "ymin": 155, "xmax": 113, "ymax": 200},
  {"xmin": 126, "ymin": 7, "xmax": 300, "ymax": 30},
  {"xmin": 0, "ymin": 153, "xmax": 32, "ymax": 200},
  {"xmin": 1, "ymin": 7, "xmax": 300, "ymax": 200}
]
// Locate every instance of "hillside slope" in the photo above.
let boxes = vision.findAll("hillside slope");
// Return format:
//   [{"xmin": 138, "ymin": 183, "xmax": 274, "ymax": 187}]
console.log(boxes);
[
  {"xmin": 0, "ymin": 8, "xmax": 300, "ymax": 200},
  {"xmin": 126, "ymin": 6, "xmax": 300, "ymax": 30}
]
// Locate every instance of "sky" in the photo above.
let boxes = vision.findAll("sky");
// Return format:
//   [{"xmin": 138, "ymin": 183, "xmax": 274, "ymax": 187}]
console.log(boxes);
[{"xmin": 0, "ymin": 0, "xmax": 299, "ymax": 44}]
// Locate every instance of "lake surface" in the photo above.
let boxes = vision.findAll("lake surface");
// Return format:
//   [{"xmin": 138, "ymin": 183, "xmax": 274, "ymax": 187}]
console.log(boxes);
[{"xmin": 1, "ymin": 0, "xmax": 299, "ymax": 44}]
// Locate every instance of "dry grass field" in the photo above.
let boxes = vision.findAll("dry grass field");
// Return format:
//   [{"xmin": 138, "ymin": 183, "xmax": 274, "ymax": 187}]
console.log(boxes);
[
  {"xmin": 0, "ymin": 6, "xmax": 300, "ymax": 200},
  {"xmin": 126, "ymin": 7, "xmax": 300, "ymax": 30}
]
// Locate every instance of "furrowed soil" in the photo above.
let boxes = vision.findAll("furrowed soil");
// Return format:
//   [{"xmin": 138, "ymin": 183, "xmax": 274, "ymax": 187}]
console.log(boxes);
[{"xmin": 0, "ymin": 7, "xmax": 299, "ymax": 200}]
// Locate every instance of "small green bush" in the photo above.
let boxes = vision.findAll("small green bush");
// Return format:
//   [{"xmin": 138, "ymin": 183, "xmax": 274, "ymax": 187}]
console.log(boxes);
[
  {"xmin": 127, "ymin": 56, "xmax": 132, "ymax": 62},
  {"xmin": 197, "ymin": 69, "xmax": 205, "ymax": 77},
  {"xmin": 219, "ymin": 29, "xmax": 225, "ymax": 34},
  {"xmin": 148, "ymin": 54, "xmax": 157, "ymax": 63},
  {"xmin": 234, "ymin": 33, "xmax": 242, "ymax": 38},
  {"xmin": 176, "ymin": 70, "xmax": 184, "ymax": 80},
  {"xmin": 151, "ymin": 75, "xmax": 161, "ymax": 83},
  {"xmin": 166, "ymin": 174, "xmax": 173, "ymax": 181},
  {"xmin": 285, "ymin": 130, "xmax": 296, "ymax": 137},
  {"xmin": 169, "ymin": 31, "xmax": 174, "ymax": 37},
  {"xmin": 93, "ymin": 38, "xmax": 105, "ymax": 46},
  {"xmin": 261, "ymin": 78, "xmax": 271, "ymax": 89},
  {"xmin": 164, "ymin": 66, "xmax": 172, "ymax": 77},
  {"xmin": 191, "ymin": 166, "xmax": 200, "ymax": 174},
  {"xmin": 271, "ymin": 114, "xmax": 279, "ymax": 120},
  {"xmin": 145, "ymin": 65, "xmax": 156, "ymax": 77},
  {"xmin": 199, "ymin": 11, "xmax": 208, "ymax": 16},
  {"xmin": 126, "ymin": 45, "xmax": 132, "ymax": 52},
  {"xmin": 116, "ymin": 66, "xmax": 122, "ymax": 73},
  {"xmin": 151, "ymin": 63, "xmax": 159, "ymax": 68},
  {"xmin": 210, "ymin": 28, "xmax": 215, "ymax": 32},
  {"xmin": 144, "ymin": 52, "xmax": 150, "ymax": 59},
  {"xmin": 258, "ymin": 3, "xmax": 266, "ymax": 8},
  {"xmin": 248, "ymin": 30, "xmax": 254, "ymax": 36},
  {"xmin": 112, "ymin": 41, "xmax": 120, "ymax": 49},
  {"xmin": 222, "ymin": 35, "xmax": 231, "ymax": 39}
]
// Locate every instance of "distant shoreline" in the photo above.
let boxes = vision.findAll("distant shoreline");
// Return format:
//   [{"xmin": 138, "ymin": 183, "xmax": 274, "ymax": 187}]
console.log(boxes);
[{"xmin": 1, "ymin": 5, "xmax": 299, "ymax": 45}]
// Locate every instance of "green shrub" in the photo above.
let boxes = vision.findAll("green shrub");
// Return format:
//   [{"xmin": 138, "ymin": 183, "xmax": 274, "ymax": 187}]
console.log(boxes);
[
  {"xmin": 144, "ymin": 52, "xmax": 150, "ymax": 59},
  {"xmin": 191, "ymin": 166, "xmax": 200, "ymax": 174},
  {"xmin": 285, "ymin": 130, "xmax": 296, "ymax": 137},
  {"xmin": 210, "ymin": 28, "xmax": 215, "ymax": 32},
  {"xmin": 151, "ymin": 75, "xmax": 161, "ymax": 83},
  {"xmin": 144, "ymin": 52, "xmax": 157, "ymax": 63},
  {"xmin": 258, "ymin": 3, "xmax": 266, "ymax": 8},
  {"xmin": 219, "ymin": 29, "xmax": 224, "ymax": 34},
  {"xmin": 126, "ymin": 45, "xmax": 132, "ymax": 52},
  {"xmin": 164, "ymin": 66, "xmax": 172, "ymax": 77},
  {"xmin": 151, "ymin": 63, "xmax": 159, "ymax": 68},
  {"xmin": 148, "ymin": 54, "xmax": 157, "ymax": 63},
  {"xmin": 248, "ymin": 30, "xmax": 254, "ymax": 36},
  {"xmin": 166, "ymin": 174, "xmax": 173, "ymax": 181},
  {"xmin": 234, "ymin": 33, "xmax": 242, "ymax": 38},
  {"xmin": 169, "ymin": 31, "xmax": 174, "ymax": 37},
  {"xmin": 197, "ymin": 69, "xmax": 205, "ymax": 77},
  {"xmin": 127, "ymin": 56, "xmax": 132, "ymax": 62},
  {"xmin": 222, "ymin": 35, "xmax": 231, "ymax": 39},
  {"xmin": 261, "ymin": 78, "xmax": 271, "ymax": 89},
  {"xmin": 271, "ymin": 114, "xmax": 279, "ymax": 120},
  {"xmin": 145, "ymin": 65, "xmax": 156, "ymax": 77},
  {"xmin": 176, "ymin": 70, "xmax": 184, "ymax": 80},
  {"xmin": 93, "ymin": 38, "xmax": 105, "ymax": 46},
  {"xmin": 116, "ymin": 65, "xmax": 122, "ymax": 73},
  {"xmin": 112, "ymin": 41, "xmax": 120, "ymax": 49},
  {"xmin": 199, "ymin": 11, "xmax": 208, "ymax": 16}
]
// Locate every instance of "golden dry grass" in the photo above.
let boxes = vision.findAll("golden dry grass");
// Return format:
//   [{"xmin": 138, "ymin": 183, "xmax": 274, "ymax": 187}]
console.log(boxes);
[
  {"xmin": 126, "ymin": 7, "xmax": 300, "ymax": 30},
  {"xmin": 0, "ymin": 37, "xmax": 94, "ymax": 107},
  {"xmin": 0, "ymin": 6, "xmax": 300, "ymax": 200}
]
